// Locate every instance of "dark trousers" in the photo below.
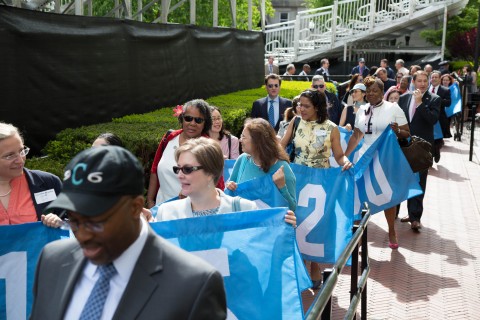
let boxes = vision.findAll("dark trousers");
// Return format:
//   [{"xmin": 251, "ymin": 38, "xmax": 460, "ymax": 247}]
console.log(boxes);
[{"xmin": 407, "ymin": 169, "xmax": 428, "ymax": 222}]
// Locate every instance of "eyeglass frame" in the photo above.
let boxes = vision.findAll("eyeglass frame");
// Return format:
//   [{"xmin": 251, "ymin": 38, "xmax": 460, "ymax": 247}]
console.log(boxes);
[
  {"xmin": 172, "ymin": 165, "xmax": 204, "ymax": 175},
  {"xmin": 1, "ymin": 147, "xmax": 30, "ymax": 161},
  {"xmin": 312, "ymin": 84, "xmax": 325, "ymax": 89},
  {"xmin": 267, "ymin": 84, "xmax": 279, "ymax": 88}
]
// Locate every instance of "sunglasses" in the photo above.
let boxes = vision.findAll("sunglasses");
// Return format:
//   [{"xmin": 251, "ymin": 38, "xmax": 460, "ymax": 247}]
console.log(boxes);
[
  {"xmin": 183, "ymin": 116, "xmax": 205, "ymax": 124},
  {"xmin": 267, "ymin": 84, "xmax": 279, "ymax": 88},
  {"xmin": 312, "ymin": 84, "xmax": 325, "ymax": 89},
  {"xmin": 173, "ymin": 165, "xmax": 204, "ymax": 175}
]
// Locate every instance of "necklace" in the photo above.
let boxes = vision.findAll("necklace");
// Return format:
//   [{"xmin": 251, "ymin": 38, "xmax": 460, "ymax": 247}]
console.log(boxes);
[
  {"xmin": 0, "ymin": 188, "xmax": 12, "ymax": 197},
  {"xmin": 251, "ymin": 157, "xmax": 262, "ymax": 169}
]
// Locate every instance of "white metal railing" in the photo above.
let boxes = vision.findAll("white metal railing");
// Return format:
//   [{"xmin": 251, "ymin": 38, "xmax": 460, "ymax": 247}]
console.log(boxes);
[{"xmin": 264, "ymin": 0, "xmax": 459, "ymax": 64}]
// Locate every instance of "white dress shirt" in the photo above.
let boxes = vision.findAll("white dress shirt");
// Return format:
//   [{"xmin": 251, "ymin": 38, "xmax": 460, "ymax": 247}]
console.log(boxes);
[{"xmin": 64, "ymin": 217, "xmax": 149, "ymax": 320}]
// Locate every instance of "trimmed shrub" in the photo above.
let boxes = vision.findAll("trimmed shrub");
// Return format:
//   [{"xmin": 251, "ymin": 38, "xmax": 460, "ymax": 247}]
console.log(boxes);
[{"xmin": 25, "ymin": 80, "xmax": 333, "ymax": 179}]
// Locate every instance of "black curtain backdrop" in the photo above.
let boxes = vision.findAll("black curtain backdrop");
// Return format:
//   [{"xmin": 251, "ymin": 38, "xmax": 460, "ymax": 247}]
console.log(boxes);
[{"xmin": 0, "ymin": 7, "xmax": 264, "ymax": 154}]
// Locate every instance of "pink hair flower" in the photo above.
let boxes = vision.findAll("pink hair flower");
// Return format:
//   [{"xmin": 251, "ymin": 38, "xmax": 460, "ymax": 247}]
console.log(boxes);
[{"xmin": 173, "ymin": 105, "xmax": 183, "ymax": 117}]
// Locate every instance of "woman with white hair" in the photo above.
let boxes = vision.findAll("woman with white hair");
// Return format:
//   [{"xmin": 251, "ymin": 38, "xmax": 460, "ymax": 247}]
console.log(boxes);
[{"xmin": 0, "ymin": 122, "xmax": 62, "ymax": 225}]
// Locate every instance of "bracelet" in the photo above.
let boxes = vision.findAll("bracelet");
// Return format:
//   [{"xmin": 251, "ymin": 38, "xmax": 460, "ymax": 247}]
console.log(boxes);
[{"xmin": 397, "ymin": 128, "xmax": 401, "ymax": 134}]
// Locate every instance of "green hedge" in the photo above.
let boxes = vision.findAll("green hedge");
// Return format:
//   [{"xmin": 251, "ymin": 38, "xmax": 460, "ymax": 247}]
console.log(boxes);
[{"xmin": 26, "ymin": 80, "xmax": 333, "ymax": 179}]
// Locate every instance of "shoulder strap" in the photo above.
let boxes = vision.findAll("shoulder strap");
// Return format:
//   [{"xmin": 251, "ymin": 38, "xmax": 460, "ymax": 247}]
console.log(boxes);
[
  {"xmin": 291, "ymin": 116, "xmax": 301, "ymax": 141},
  {"xmin": 160, "ymin": 130, "xmax": 173, "ymax": 154},
  {"xmin": 232, "ymin": 196, "xmax": 241, "ymax": 212},
  {"xmin": 227, "ymin": 134, "xmax": 232, "ymax": 159}
]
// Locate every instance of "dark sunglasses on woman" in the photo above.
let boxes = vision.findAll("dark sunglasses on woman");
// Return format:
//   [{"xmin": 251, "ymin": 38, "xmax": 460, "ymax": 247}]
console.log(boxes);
[
  {"xmin": 183, "ymin": 116, "xmax": 205, "ymax": 124},
  {"xmin": 173, "ymin": 166, "xmax": 204, "ymax": 174}
]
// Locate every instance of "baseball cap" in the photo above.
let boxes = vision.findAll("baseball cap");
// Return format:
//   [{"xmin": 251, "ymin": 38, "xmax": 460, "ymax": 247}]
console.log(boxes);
[
  {"xmin": 438, "ymin": 60, "xmax": 449, "ymax": 66},
  {"xmin": 358, "ymin": 58, "xmax": 365, "ymax": 63},
  {"xmin": 46, "ymin": 146, "xmax": 144, "ymax": 217},
  {"xmin": 350, "ymin": 83, "xmax": 366, "ymax": 92}
]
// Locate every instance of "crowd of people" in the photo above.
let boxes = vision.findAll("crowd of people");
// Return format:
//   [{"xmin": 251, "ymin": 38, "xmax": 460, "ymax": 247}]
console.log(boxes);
[{"xmin": 1, "ymin": 55, "xmax": 478, "ymax": 318}]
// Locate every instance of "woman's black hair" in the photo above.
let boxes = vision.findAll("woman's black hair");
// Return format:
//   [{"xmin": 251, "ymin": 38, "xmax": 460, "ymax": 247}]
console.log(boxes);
[
  {"xmin": 178, "ymin": 99, "xmax": 212, "ymax": 135},
  {"xmin": 95, "ymin": 132, "xmax": 124, "ymax": 147},
  {"xmin": 299, "ymin": 90, "xmax": 328, "ymax": 124},
  {"xmin": 209, "ymin": 106, "xmax": 231, "ymax": 140}
]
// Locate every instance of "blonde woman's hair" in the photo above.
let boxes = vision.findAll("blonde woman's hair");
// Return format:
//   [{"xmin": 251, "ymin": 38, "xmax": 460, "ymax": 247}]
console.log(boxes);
[{"xmin": 175, "ymin": 137, "xmax": 224, "ymax": 184}]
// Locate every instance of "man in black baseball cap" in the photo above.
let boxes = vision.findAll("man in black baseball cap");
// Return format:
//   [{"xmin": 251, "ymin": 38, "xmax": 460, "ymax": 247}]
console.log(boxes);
[
  {"xmin": 438, "ymin": 60, "xmax": 450, "ymax": 75},
  {"xmin": 31, "ymin": 146, "xmax": 226, "ymax": 320}
]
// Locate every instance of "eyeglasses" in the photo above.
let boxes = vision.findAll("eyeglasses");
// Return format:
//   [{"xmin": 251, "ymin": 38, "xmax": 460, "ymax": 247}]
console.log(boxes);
[
  {"xmin": 267, "ymin": 84, "xmax": 279, "ymax": 88},
  {"xmin": 212, "ymin": 117, "xmax": 222, "ymax": 122},
  {"xmin": 1, "ymin": 147, "xmax": 30, "ymax": 161},
  {"xmin": 183, "ymin": 116, "xmax": 205, "ymax": 124},
  {"xmin": 61, "ymin": 210, "xmax": 116, "ymax": 233},
  {"xmin": 312, "ymin": 84, "xmax": 325, "ymax": 89},
  {"xmin": 173, "ymin": 165, "xmax": 203, "ymax": 175}
]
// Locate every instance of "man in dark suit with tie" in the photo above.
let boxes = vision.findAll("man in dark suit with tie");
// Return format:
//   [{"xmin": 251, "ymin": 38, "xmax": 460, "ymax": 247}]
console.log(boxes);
[
  {"xmin": 311, "ymin": 75, "xmax": 343, "ymax": 125},
  {"xmin": 251, "ymin": 74, "xmax": 292, "ymax": 132},
  {"xmin": 398, "ymin": 71, "xmax": 440, "ymax": 231},
  {"xmin": 30, "ymin": 146, "xmax": 227, "ymax": 320},
  {"xmin": 429, "ymin": 70, "xmax": 452, "ymax": 162}
]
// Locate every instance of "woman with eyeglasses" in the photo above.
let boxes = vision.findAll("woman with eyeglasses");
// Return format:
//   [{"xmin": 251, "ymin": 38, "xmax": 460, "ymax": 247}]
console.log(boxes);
[
  {"xmin": 226, "ymin": 118, "xmax": 297, "ymax": 211},
  {"xmin": 345, "ymin": 76, "xmax": 409, "ymax": 249},
  {"xmin": 154, "ymin": 137, "xmax": 296, "ymax": 226},
  {"xmin": 208, "ymin": 106, "xmax": 240, "ymax": 159},
  {"xmin": 147, "ymin": 99, "xmax": 224, "ymax": 208},
  {"xmin": 0, "ymin": 122, "xmax": 62, "ymax": 225}
]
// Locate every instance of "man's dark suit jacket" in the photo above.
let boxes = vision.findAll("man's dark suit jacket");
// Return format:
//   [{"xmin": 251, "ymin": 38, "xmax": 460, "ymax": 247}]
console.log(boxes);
[
  {"xmin": 314, "ymin": 67, "xmax": 331, "ymax": 82},
  {"xmin": 325, "ymin": 91, "xmax": 343, "ymax": 125},
  {"xmin": 435, "ymin": 85, "xmax": 452, "ymax": 138},
  {"xmin": 30, "ymin": 228, "xmax": 227, "ymax": 320},
  {"xmin": 251, "ymin": 96, "xmax": 292, "ymax": 132},
  {"xmin": 398, "ymin": 91, "xmax": 441, "ymax": 145},
  {"xmin": 350, "ymin": 65, "xmax": 370, "ymax": 78},
  {"xmin": 24, "ymin": 168, "xmax": 62, "ymax": 219}
]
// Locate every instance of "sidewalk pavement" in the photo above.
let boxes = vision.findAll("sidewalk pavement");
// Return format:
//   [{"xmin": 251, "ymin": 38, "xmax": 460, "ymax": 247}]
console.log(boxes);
[{"xmin": 302, "ymin": 135, "xmax": 480, "ymax": 319}]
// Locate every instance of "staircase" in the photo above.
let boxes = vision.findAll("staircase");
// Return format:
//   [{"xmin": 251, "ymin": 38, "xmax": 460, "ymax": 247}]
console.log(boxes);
[{"xmin": 265, "ymin": 0, "xmax": 468, "ymax": 65}]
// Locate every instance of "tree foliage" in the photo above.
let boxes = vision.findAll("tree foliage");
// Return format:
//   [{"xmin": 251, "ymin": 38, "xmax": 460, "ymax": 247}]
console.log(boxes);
[
  {"xmin": 90, "ymin": 0, "xmax": 274, "ymax": 30},
  {"xmin": 420, "ymin": 0, "xmax": 479, "ymax": 59},
  {"xmin": 304, "ymin": 0, "xmax": 334, "ymax": 8}
]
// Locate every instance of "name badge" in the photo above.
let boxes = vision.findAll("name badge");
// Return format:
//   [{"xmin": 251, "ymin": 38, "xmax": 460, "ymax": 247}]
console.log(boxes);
[
  {"xmin": 315, "ymin": 129, "xmax": 327, "ymax": 136},
  {"xmin": 34, "ymin": 189, "xmax": 57, "ymax": 204}
]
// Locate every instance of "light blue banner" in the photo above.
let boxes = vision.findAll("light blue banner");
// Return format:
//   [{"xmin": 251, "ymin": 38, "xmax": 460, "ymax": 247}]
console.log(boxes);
[
  {"xmin": 0, "ymin": 223, "xmax": 68, "ymax": 320},
  {"xmin": 353, "ymin": 127, "xmax": 423, "ymax": 219},
  {"xmin": 291, "ymin": 164, "xmax": 355, "ymax": 263},
  {"xmin": 445, "ymin": 82, "xmax": 462, "ymax": 117},
  {"xmin": 224, "ymin": 159, "xmax": 236, "ymax": 182},
  {"xmin": 434, "ymin": 121, "xmax": 444, "ymax": 140},
  {"xmin": 151, "ymin": 208, "xmax": 309, "ymax": 320}
]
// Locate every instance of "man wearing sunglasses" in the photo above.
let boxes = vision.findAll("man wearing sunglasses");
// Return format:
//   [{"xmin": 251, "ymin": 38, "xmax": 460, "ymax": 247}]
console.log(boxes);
[
  {"xmin": 30, "ymin": 146, "xmax": 227, "ymax": 320},
  {"xmin": 311, "ymin": 75, "xmax": 343, "ymax": 125},
  {"xmin": 251, "ymin": 74, "xmax": 292, "ymax": 132},
  {"xmin": 351, "ymin": 58, "xmax": 370, "ymax": 78}
]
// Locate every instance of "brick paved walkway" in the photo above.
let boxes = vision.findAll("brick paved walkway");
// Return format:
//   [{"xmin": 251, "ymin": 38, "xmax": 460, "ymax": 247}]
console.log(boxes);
[{"xmin": 302, "ymin": 137, "xmax": 480, "ymax": 319}]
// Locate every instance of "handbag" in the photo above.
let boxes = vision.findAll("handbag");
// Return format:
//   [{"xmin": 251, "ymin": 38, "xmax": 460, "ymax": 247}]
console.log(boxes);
[
  {"xmin": 399, "ymin": 135, "xmax": 433, "ymax": 173},
  {"xmin": 286, "ymin": 117, "xmax": 301, "ymax": 162}
]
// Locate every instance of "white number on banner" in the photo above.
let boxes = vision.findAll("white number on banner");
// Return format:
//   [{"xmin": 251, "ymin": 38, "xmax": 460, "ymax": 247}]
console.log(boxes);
[
  {"xmin": 296, "ymin": 184, "xmax": 325, "ymax": 257},
  {"xmin": 364, "ymin": 151, "xmax": 393, "ymax": 206},
  {"xmin": 191, "ymin": 249, "xmax": 238, "ymax": 320},
  {"xmin": 0, "ymin": 252, "xmax": 27, "ymax": 320}
]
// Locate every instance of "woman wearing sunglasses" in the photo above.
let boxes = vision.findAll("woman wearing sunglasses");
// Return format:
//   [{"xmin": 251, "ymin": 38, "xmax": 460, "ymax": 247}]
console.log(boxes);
[
  {"xmin": 0, "ymin": 122, "xmax": 62, "ymax": 225},
  {"xmin": 154, "ymin": 137, "xmax": 296, "ymax": 226},
  {"xmin": 147, "ymin": 99, "xmax": 224, "ymax": 208}
]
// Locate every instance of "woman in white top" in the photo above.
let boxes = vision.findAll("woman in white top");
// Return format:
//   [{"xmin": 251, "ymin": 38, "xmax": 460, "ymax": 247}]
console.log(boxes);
[
  {"xmin": 155, "ymin": 137, "xmax": 296, "ymax": 226},
  {"xmin": 345, "ymin": 76, "xmax": 410, "ymax": 249}
]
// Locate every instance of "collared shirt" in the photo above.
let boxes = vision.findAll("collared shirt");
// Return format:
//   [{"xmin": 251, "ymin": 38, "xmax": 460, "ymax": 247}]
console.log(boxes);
[
  {"xmin": 64, "ymin": 217, "xmax": 149, "ymax": 320},
  {"xmin": 0, "ymin": 173, "xmax": 37, "ymax": 225},
  {"xmin": 429, "ymin": 85, "xmax": 438, "ymax": 95},
  {"xmin": 409, "ymin": 94, "xmax": 418, "ymax": 120},
  {"xmin": 267, "ymin": 96, "xmax": 280, "ymax": 126}
]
